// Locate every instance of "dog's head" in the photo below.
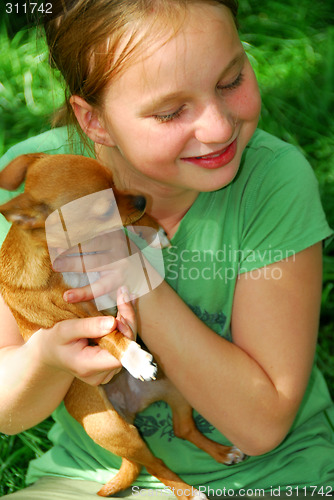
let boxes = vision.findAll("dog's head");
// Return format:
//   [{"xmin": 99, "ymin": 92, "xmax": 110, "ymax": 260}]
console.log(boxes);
[{"xmin": 0, "ymin": 154, "xmax": 150, "ymax": 233}]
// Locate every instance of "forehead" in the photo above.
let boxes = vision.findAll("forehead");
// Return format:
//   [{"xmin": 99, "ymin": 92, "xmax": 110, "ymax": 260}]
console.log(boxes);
[{"xmin": 107, "ymin": 3, "xmax": 240, "ymax": 97}]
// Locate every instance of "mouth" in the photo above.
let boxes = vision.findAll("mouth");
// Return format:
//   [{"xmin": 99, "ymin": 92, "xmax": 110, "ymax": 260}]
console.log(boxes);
[{"xmin": 181, "ymin": 138, "xmax": 237, "ymax": 169}]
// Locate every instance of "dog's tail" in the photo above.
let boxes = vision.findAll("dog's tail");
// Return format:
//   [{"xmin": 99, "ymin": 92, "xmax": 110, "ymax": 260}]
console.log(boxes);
[{"xmin": 97, "ymin": 458, "xmax": 142, "ymax": 497}]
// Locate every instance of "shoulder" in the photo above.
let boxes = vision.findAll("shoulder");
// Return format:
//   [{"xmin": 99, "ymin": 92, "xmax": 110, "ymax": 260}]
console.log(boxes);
[
  {"xmin": 235, "ymin": 129, "xmax": 321, "ymax": 211},
  {"xmin": 242, "ymin": 129, "xmax": 314, "ymax": 181},
  {"xmin": 231, "ymin": 130, "xmax": 333, "ymax": 264},
  {"xmin": 0, "ymin": 126, "xmax": 92, "ymax": 172}
]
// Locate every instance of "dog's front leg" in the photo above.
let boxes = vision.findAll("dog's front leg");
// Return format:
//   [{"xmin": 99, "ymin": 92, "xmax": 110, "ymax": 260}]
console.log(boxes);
[
  {"xmin": 66, "ymin": 298, "xmax": 157, "ymax": 382},
  {"xmin": 96, "ymin": 330, "xmax": 157, "ymax": 381}
]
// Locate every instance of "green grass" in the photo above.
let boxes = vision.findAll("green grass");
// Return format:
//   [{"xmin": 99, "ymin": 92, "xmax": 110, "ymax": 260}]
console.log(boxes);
[
  {"xmin": 0, "ymin": 0, "xmax": 333, "ymax": 495},
  {"xmin": 0, "ymin": 421, "xmax": 53, "ymax": 496},
  {"xmin": 0, "ymin": 24, "xmax": 63, "ymax": 155}
]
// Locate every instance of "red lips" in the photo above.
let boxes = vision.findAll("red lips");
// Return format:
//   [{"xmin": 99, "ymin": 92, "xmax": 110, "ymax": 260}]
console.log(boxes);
[{"xmin": 181, "ymin": 139, "xmax": 237, "ymax": 169}]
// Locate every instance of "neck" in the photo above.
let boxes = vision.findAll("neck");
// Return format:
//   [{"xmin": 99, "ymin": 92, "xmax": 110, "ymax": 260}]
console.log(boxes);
[{"xmin": 96, "ymin": 145, "xmax": 199, "ymax": 239}]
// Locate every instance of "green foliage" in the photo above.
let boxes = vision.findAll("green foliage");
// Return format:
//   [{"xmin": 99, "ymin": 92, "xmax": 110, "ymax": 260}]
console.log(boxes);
[
  {"xmin": 240, "ymin": 0, "xmax": 334, "ymax": 402},
  {"xmin": 0, "ymin": 420, "xmax": 53, "ymax": 496},
  {"xmin": 0, "ymin": 23, "xmax": 63, "ymax": 155},
  {"xmin": 0, "ymin": 0, "xmax": 333, "ymax": 495}
]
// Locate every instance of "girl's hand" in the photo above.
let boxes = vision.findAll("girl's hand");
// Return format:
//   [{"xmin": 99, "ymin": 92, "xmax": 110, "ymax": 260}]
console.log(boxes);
[
  {"xmin": 63, "ymin": 270, "xmax": 123, "ymax": 304},
  {"xmin": 30, "ymin": 287, "xmax": 136, "ymax": 386},
  {"xmin": 52, "ymin": 228, "xmax": 166, "ymax": 305},
  {"xmin": 52, "ymin": 230, "xmax": 130, "ymax": 304}
]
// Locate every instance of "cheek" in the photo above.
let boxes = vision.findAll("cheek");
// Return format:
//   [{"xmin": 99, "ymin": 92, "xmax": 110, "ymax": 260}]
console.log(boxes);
[
  {"xmin": 229, "ymin": 65, "xmax": 261, "ymax": 123},
  {"xmin": 232, "ymin": 90, "xmax": 261, "ymax": 124},
  {"xmin": 242, "ymin": 72, "xmax": 261, "ymax": 120},
  {"xmin": 129, "ymin": 125, "xmax": 187, "ymax": 165}
]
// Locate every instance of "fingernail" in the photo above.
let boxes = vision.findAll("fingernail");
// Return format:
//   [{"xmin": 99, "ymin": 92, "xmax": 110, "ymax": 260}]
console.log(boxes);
[
  {"xmin": 100, "ymin": 317, "xmax": 115, "ymax": 333},
  {"xmin": 64, "ymin": 291, "xmax": 74, "ymax": 303},
  {"xmin": 53, "ymin": 260, "xmax": 63, "ymax": 271},
  {"xmin": 119, "ymin": 286, "xmax": 130, "ymax": 302}
]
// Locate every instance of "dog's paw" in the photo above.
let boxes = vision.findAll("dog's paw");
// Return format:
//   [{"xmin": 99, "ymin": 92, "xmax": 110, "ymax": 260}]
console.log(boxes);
[
  {"xmin": 225, "ymin": 445, "xmax": 246, "ymax": 464},
  {"xmin": 120, "ymin": 342, "xmax": 157, "ymax": 381}
]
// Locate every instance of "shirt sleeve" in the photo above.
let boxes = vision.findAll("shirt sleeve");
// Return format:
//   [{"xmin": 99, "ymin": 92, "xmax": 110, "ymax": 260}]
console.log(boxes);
[{"xmin": 238, "ymin": 143, "xmax": 333, "ymax": 274}]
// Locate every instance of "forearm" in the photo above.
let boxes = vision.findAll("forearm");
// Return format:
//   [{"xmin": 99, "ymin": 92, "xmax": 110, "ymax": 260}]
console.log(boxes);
[
  {"xmin": 0, "ymin": 338, "xmax": 73, "ymax": 434},
  {"xmin": 138, "ymin": 282, "xmax": 290, "ymax": 455}
]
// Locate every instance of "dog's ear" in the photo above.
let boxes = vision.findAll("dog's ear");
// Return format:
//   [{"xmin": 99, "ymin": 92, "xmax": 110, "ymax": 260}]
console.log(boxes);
[
  {"xmin": 0, "ymin": 193, "xmax": 49, "ymax": 229},
  {"xmin": 0, "ymin": 154, "xmax": 46, "ymax": 190}
]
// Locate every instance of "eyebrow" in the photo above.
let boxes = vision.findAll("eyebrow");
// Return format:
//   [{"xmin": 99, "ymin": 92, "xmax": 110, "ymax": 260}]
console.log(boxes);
[{"xmin": 140, "ymin": 50, "xmax": 245, "ymax": 115}]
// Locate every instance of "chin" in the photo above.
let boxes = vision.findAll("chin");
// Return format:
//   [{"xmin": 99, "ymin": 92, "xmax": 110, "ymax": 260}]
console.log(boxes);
[{"xmin": 194, "ymin": 163, "xmax": 241, "ymax": 192}]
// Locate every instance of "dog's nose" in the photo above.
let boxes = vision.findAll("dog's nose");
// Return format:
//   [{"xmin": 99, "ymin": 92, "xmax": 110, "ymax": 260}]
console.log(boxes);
[{"xmin": 133, "ymin": 195, "xmax": 146, "ymax": 211}]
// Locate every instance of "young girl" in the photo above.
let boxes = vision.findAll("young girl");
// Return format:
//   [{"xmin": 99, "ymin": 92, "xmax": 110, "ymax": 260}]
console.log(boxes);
[{"xmin": 0, "ymin": 1, "xmax": 333, "ymax": 498}]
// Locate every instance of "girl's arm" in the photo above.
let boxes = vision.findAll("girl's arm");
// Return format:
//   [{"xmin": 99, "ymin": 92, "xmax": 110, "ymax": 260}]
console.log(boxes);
[
  {"xmin": 0, "ymin": 291, "xmax": 135, "ymax": 435},
  {"xmin": 137, "ymin": 243, "xmax": 322, "ymax": 456}
]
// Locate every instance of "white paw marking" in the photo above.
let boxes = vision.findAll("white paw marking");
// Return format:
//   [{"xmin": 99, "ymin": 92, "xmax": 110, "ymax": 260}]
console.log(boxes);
[
  {"xmin": 226, "ymin": 445, "xmax": 246, "ymax": 464},
  {"xmin": 120, "ymin": 342, "xmax": 157, "ymax": 381}
]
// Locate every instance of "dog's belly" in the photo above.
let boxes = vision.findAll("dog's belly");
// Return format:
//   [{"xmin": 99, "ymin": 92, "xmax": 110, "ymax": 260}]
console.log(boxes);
[{"xmin": 103, "ymin": 371, "xmax": 169, "ymax": 424}]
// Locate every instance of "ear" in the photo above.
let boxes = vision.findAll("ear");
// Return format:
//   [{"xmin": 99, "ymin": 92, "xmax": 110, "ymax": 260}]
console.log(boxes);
[
  {"xmin": 0, "ymin": 193, "xmax": 50, "ymax": 229},
  {"xmin": 0, "ymin": 154, "xmax": 46, "ymax": 190},
  {"xmin": 70, "ymin": 96, "xmax": 116, "ymax": 147}
]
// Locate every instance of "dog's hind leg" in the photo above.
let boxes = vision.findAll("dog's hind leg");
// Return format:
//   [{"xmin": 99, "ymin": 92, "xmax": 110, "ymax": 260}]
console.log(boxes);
[
  {"xmin": 165, "ymin": 388, "xmax": 245, "ymax": 465},
  {"xmin": 65, "ymin": 380, "xmax": 207, "ymax": 500}
]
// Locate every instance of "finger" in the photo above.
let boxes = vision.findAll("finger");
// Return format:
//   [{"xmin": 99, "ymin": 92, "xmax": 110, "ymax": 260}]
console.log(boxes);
[
  {"xmin": 116, "ymin": 287, "xmax": 137, "ymax": 337},
  {"xmin": 63, "ymin": 271, "xmax": 124, "ymax": 304},
  {"xmin": 100, "ymin": 367, "xmax": 122, "ymax": 385},
  {"xmin": 50, "ymin": 316, "xmax": 117, "ymax": 343},
  {"xmin": 77, "ymin": 366, "xmax": 121, "ymax": 386},
  {"xmin": 64, "ymin": 285, "xmax": 93, "ymax": 304},
  {"xmin": 116, "ymin": 314, "xmax": 136, "ymax": 341},
  {"xmin": 78, "ymin": 344, "xmax": 122, "ymax": 372},
  {"xmin": 130, "ymin": 293, "xmax": 138, "ymax": 310}
]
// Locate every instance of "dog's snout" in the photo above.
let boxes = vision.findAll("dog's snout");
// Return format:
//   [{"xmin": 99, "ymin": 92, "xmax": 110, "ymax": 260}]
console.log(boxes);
[{"xmin": 133, "ymin": 196, "xmax": 146, "ymax": 212}]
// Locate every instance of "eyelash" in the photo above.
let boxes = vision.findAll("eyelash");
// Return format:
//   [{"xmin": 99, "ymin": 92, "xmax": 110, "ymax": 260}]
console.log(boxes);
[
  {"xmin": 153, "ymin": 72, "xmax": 244, "ymax": 124},
  {"xmin": 153, "ymin": 106, "xmax": 186, "ymax": 123},
  {"xmin": 217, "ymin": 72, "xmax": 244, "ymax": 92}
]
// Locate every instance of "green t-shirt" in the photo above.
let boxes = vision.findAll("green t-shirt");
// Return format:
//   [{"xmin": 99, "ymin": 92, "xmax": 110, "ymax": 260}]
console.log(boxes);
[{"xmin": 0, "ymin": 127, "xmax": 333, "ymax": 493}]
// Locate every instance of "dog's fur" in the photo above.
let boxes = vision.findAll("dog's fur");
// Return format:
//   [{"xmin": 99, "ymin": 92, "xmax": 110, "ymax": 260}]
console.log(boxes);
[{"xmin": 0, "ymin": 154, "xmax": 244, "ymax": 499}]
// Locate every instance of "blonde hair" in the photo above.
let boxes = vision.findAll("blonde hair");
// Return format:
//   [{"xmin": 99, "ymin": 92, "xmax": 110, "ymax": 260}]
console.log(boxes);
[{"xmin": 43, "ymin": 0, "xmax": 238, "ymax": 142}]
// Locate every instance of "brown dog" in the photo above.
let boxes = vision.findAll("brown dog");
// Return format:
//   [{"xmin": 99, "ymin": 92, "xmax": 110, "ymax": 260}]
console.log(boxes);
[{"xmin": 0, "ymin": 154, "xmax": 244, "ymax": 499}]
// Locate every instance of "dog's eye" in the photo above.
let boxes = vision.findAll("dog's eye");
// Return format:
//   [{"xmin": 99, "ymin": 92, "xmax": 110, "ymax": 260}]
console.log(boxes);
[
  {"xmin": 103, "ymin": 201, "xmax": 116, "ymax": 217},
  {"xmin": 92, "ymin": 196, "xmax": 116, "ymax": 217}
]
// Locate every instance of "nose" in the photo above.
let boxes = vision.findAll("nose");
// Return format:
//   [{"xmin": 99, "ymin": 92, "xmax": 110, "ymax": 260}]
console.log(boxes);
[
  {"xmin": 194, "ymin": 101, "xmax": 235, "ymax": 144},
  {"xmin": 133, "ymin": 195, "xmax": 146, "ymax": 212}
]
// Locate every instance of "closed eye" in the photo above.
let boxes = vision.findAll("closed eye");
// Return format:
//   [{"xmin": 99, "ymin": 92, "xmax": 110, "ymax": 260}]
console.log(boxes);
[
  {"xmin": 103, "ymin": 201, "xmax": 116, "ymax": 217},
  {"xmin": 152, "ymin": 104, "xmax": 186, "ymax": 123},
  {"xmin": 217, "ymin": 72, "xmax": 244, "ymax": 91},
  {"xmin": 152, "ymin": 72, "xmax": 244, "ymax": 124}
]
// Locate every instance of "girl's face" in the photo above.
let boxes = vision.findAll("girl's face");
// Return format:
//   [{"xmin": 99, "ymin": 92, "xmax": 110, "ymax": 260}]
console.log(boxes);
[{"xmin": 100, "ymin": 3, "xmax": 261, "ymax": 195}]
